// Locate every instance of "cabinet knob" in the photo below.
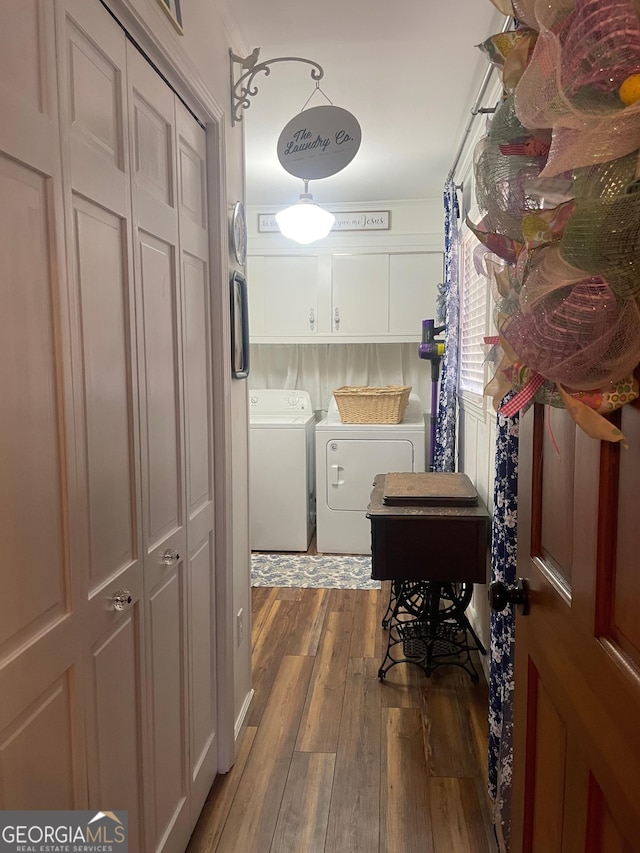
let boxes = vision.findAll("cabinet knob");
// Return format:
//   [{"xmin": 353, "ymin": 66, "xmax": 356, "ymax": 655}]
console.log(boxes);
[
  {"xmin": 334, "ymin": 308, "xmax": 340, "ymax": 331},
  {"xmin": 309, "ymin": 308, "xmax": 315, "ymax": 331}
]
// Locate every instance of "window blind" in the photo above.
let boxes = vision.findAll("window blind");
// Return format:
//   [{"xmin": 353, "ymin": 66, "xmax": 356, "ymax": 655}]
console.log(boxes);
[{"xmin": 458, "ymin": 226, "xmax": 488, "ymax": 396}]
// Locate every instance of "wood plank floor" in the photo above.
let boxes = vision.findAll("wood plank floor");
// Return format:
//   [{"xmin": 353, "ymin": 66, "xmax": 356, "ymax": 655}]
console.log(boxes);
[{"xmin": 187, "ymin": 584, "xmax": 497, "ymax": 853}]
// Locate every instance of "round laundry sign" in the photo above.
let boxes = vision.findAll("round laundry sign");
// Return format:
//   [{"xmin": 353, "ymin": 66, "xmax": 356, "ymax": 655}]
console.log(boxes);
[{"xmin": 277, "ymin": 105, "xmax": 361, "ymax": 180}]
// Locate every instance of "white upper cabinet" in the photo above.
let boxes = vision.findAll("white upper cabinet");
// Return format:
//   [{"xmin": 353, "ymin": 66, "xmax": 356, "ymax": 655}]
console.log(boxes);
[
  {"xmin": 248, "ymin": 255, "xmax": 319, "ymax": 337},
  {"xmin": 248, "ymin": 251, "xmax": 442, "ymax": 343},
  {"xmin": 331, "ymin": 254, "xmax": 388, "ymax": 336},
  {"xmin": 389, "ymin": 253, "xmax": 442, "ymax": 335}
]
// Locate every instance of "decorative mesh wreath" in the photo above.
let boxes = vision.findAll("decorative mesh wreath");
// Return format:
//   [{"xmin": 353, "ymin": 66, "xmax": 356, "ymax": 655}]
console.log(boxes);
[{"xmin": 470, "ymin": 0, "xmax": 640, "ymax": 443}]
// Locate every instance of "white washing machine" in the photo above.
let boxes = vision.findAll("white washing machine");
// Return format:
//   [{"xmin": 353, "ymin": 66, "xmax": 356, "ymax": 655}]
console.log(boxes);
[
  {"xmin": 315, "ymin": 393, "xmax": 426, "ymax": 555},
  {"xmin": 249, "ymin": 389, "xmax": 316, "ymax": 552}
]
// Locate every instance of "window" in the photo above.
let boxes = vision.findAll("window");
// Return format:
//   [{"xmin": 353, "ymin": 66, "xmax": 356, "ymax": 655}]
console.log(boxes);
[{"xmin": 458, "ymin": 225, "xmax": 488, "ymax": 396}]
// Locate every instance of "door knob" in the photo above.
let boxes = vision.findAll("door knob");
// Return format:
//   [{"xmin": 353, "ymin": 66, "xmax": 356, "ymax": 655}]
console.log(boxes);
[
  {"xmin": 111, "ymin": 589, "xmax": 133, "ymax": 612},
  {"xmin": 162, "ymin": 548, "xmax": 180, "ymax": 564},
  {"xmin": 488, "ymin": 579, "xmax": 530, "ymax": 616}
]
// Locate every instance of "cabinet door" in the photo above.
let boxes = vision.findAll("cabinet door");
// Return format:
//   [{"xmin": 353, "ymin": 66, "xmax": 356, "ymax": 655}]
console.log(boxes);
[
  {"xmin": 248, "ymin": 255, "xmax": 318, "ymax": 337},
  {"xmin": 331, "ymin": 254, "xmax": 389, "ymax": 335},
  {"xmin": 389, "ymin": 253, "xmax": 442, "ymax": 334}
]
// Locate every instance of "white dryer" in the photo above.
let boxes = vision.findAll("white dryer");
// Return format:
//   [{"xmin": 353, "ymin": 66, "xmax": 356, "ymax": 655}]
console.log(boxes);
[
  {"xmin": 315, "ymin": 393, "xmax": 426, "ymax": 555},
  {"xmin": 249, "ymin": 389, "xmax": 316, "ymax": 552}
]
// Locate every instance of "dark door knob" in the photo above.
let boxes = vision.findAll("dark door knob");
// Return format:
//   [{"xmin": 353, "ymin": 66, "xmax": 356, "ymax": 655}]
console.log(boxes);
[{"xmin": 488, "ymin": 579, "xmax": 530, "ymax": 616}]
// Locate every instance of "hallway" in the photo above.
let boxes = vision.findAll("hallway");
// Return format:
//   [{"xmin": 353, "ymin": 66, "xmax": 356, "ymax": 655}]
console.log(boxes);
[{"xmin": 188, "ymin": 585, "xmax": 496, "ymax": 852}]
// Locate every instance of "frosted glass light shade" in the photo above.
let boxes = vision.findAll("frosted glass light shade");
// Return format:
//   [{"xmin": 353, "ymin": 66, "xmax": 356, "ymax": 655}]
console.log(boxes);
[{"xmin": 275, "ymin": 194, "xmax": 335, "ymax": 244}]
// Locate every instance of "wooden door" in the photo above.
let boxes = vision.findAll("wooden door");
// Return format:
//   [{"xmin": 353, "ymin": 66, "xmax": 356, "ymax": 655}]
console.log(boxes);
[
  {"xmin": 512, "ymin": 404, "xmax": 640, "ymax": 850},
  {"xmin": 127, "ymin": 43, "xmax": 191, "ymax": 853},
  {"xmin": 59, "ymin": 1, "xmax": 147, "ymax": 848},
  {"xmin": 0, "ymin": 0, "xmax": 87, "ymax": 810}
]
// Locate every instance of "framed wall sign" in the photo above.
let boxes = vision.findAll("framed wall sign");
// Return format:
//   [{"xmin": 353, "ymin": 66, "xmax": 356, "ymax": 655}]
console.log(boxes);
[
  {"xmin": 230, "ymin": 271, "xmax": 250, "ymax": 379},
  {"xmin": 258, "ymin": 210, "xmax": 390, "ymax": 233},
  {"xmin": 155, "ymin": 0, "xmax": 183, "ymax": 34}
]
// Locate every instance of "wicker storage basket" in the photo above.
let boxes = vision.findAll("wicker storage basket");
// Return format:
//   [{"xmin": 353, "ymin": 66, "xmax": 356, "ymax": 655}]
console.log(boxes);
[{"xmin": 333, "ymin": 385, "xmax": 412, "ymax": 424}]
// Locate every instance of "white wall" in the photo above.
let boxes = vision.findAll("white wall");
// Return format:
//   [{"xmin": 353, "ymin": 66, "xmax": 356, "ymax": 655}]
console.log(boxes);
[
  {"xmin": 250, "ymin": 342, "xmax": 436, "ymax": 415},
  {"xmin": 248, "ymin": 197, "xmax": 445, "ymax": 251}
]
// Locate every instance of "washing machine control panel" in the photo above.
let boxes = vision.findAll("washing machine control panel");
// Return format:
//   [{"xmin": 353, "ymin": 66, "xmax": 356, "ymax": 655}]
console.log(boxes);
[{"xmin": 249, "ymin": 388, "xmax": 312, "ymax": 414}]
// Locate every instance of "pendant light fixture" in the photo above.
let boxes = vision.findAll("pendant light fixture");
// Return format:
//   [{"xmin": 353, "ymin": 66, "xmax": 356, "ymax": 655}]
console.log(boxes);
[
  {"xmin": 275, "ymin": 181, "xmax": 335, "ymax": 245},
  {"xmin": 229, "ymin": 51, "xmax": 361, "ymax": 246}
]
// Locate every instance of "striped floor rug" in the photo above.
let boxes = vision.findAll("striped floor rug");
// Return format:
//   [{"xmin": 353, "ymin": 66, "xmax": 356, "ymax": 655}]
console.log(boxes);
[{"xmin": 250, "ymin": 553, "xmax": 380, "ymax": 590}]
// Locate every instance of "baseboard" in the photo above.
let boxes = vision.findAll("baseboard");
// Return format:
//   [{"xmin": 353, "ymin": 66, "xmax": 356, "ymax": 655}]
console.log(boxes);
[
  {"xmin": 234, "ymin": 688, "xmax": 254, "ymax": 743},
  {"xmin": 467, "ymin": 605, "xmax": 491, "ymax": 683}
]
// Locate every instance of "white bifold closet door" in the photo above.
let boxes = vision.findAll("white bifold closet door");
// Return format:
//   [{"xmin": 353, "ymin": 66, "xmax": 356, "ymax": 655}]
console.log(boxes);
[
  {"xmin": 63, "ymin": 1, "xmax": 147, "ymax": 847},
  {"xmin": 126, "ymin": 40, "xmax": 218, "ymax": 851},
  {"xmin": 0, "ymin": 0, "xmax": 87, "ymax": 815},
  {"xmin": 6, "ymin": 2, "xmax": 218, "ymax": 852}
]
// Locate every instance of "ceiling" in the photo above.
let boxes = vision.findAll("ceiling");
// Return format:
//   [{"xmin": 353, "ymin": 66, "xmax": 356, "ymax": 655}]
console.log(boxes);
[{"xmin": 225, "ymin": 0, "xmax": 506, "ymax": 208}]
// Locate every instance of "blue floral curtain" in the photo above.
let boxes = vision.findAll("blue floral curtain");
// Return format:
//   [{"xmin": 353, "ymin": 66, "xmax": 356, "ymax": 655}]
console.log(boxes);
[
  {"xmin": 433, "ymin": 180, "xmax": 460, "ymax": 472},
  {"xmin": 488, "ymin": 398, "xmax": 519, "ymax": 853}
]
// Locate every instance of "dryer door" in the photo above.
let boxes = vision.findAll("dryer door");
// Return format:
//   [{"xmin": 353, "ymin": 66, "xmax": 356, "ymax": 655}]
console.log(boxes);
[{"xmin": 325, "ymin": 439, "xmax": 414, "ymax": 510}]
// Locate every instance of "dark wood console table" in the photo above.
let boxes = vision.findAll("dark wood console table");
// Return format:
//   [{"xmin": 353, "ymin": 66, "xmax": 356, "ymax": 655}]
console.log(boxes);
[{"xmin": 367, "ymin": 473, "xmax": 490, "ymax": 682}]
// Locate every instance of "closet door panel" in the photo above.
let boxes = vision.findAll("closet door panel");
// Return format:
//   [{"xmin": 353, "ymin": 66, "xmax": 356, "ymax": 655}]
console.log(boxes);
[
  {"xmin": 65, "ymin": 7, "xmax": 127, "ymax": 216},
  {"xmin": 128, "ymin": 42, "xmax": 190, "ymax": 853},
  {"xmin": 128, "ymin": 45, "xmax": 184, "ymax": 569},
  {"xmin": 177, "ymin": 102, "xmax": 217, "ymax": 816},
  {"xmin": 0, "ymin": 1, "xmax": 58, "ymax": 174},
  {"xmin": 133, "ymin": 95, "xmax": 173, "ymax": 206},
  {"xmin": 0, "ymin": 156, "xmax": 79, "ymax": 800},
  {"xmin": 74, "ymin": 199, "xmax": 137, "ymax": 588},
  {"xmin": 188, "ymin": 536, "xmax": 215, "ymax": 780},
  {"xmin": 0, "ymin": 0, "xmax": 43, "ymax": 115},
  {"xmin": 0, "ymin": 0, "xmax": 85, "ymax": 809},
  {"xmin": 139, "ymin": 232, "xmax": 182, "ymax": 550},
  {"xmin": 148, "ymin": 570, "xmax": 187, "ymax": 846},
  {"xmin": 184, "ymin": 254, "xmax": 211, "ymax": 515},
  {"xmin": 90, "ymin": 615, "xmax": 144, "ymax": 852},
  {"xmin": 1, "ymin": 161, "xmax": 67, "ymax": 646},
  {"xmin": 183, "ymin": 253, "xmax": 217, "ymax": 811},
  {"xmin": 130, "ymin": 70, "xmax": 176, "ymax": 245},
  {"xmin": 72, "ymin": 193, "xmax": 145, "ymax": 839},
  {"xmin": 0, "ymin": 676, "xmax": 75, "ymax": 809},
  {"xmin": 62, "ymin": 0, "xmax": 146, "ymax": 833},
  {"xmin": 178, "ymin": 128, "xmax": 206, "ymax": 235}
]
